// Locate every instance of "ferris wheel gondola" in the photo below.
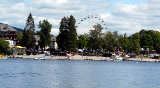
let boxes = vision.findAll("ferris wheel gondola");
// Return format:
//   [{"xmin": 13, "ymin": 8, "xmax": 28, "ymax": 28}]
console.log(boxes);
[{"xmin": 76, "ymin": 15, "xmax": 107, "ymax": 30}]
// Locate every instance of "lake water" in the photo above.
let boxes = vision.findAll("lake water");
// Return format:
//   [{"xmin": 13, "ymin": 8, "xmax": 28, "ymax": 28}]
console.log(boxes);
[{"xmin": 0, "ymin": 59, "xmax": 160, "ymax": 88}]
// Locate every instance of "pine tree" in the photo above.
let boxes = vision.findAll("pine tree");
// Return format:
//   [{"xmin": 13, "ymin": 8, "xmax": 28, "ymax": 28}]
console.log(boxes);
[
  {"xmin": 22, "ymin": 13, "xmax": 35, "ymax": 50},
  {"xmin": 68, "ymin": 15, "xmax": 78, "ymax": 51},
  {"xmin": 57, "ymin": 15, "xmax": 78, "ymax": 52},
  {"xmin": 24, "ymin": 13, "xmax": 35, "ymax": 31},
  {"xmin": 57, "ymin": 17, "xmax": 69, "ymax": 51}
]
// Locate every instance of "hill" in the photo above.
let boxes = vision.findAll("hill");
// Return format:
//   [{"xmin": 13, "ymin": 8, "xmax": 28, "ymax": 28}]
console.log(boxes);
[{"xmin": 0, "ymin": 23, "xmax": 23, "ymax": 32}]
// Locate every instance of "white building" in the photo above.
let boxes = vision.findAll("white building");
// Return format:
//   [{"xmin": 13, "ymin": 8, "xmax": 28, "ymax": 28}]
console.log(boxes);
[{"xmin": 5, "ymin": 40, "xmax": 16, "ymax": 47}]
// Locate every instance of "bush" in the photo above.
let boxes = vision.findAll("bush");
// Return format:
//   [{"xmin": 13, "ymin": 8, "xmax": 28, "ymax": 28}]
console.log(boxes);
[
  {"xmin": 7, "ymin": 49, "xmax": 14, "ymax": 55},
  {"xmin": 18, "ymin": 52, "xmax": 24, "ymax": 55}
]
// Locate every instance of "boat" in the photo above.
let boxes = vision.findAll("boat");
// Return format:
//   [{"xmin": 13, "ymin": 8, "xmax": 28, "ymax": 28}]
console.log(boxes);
[
  {"xmin": 0, "ymin": 55, "xmax": 8, "ymax": 60},
  {"xmin": 0, "ymin": 57, "xmax": 8, "ymax": 60},
  {"xmin": 115, "ymin": 55, "xmax": 124, "ymax": 61},
  {"xmin": 34, "ymin": 58, "xmax": 39, "ymax": 60},
  {"xmin": 34, "ymin": 54, "xmax": 46, "ymax": 60}
]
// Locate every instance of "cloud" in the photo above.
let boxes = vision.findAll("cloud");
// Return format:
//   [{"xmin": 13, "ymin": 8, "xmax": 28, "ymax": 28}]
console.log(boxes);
[
  {"xmin": 51, "ymin": 28, "xmax": 59, "ymax": 35},
  {"xmin": 0, "ymin": 0, "xmax": 109, "ymax": 35},
  {"xmin": 1, "ymin": 0, "xmax": 160, "ymax": 36},
  {"xmin": 100, "ymin": 1, "xmax": 160, "ymax": 35},
  {"xmin": 56, "ymin": 0, "xmax": 68, "ymax": 4},
  {"xmin": 0, "ymin": 2, "xmax": 28, "ymax": 28},
  {"xmin": 29, "ymin": 0, "xmax": 109, "ymax": 35}
]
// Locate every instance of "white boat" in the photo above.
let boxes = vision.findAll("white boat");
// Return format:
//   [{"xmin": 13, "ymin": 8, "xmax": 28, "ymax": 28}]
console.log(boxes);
[
  {"xmin": 34, "ymin": 54, "xmax": 46, "ymax": 60},
  {"xmin": 34, "ymin": 58, "xmax": 39, "ymax": 60},
  {"xmin": 115, "ymin": 55, "xmax": 123, "ymax": 61}
]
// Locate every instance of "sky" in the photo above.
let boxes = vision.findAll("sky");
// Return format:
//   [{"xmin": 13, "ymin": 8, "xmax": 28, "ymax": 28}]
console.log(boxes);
[{"xmin": 1, "ymin": 0, "xmax": 160, "ymax": 35}]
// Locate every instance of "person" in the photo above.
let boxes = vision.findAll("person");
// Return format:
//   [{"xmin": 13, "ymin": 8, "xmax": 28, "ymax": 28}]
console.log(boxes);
[{"xmin": 66, "ymin": 53, "xmax": 72, "ymax": 59}]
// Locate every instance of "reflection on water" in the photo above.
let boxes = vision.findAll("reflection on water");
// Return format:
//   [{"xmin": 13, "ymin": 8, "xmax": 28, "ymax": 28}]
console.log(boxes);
[{"xmin": 0, "ymin": 59, "xmax": 160, "ymax": 88}]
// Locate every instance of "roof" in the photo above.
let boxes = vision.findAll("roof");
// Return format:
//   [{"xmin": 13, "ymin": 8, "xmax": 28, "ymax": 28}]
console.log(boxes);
[
  {"xmin": 0, "ymin": 23, "xmax": 23, "ymax": 32},
  {"xmin": 15, "ymin": 46, "xmax": 26, "ymax": 49}
]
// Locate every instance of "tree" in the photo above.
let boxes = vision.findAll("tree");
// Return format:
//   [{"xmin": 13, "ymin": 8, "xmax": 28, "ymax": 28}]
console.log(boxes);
[
  {"xmin": 119, "ymin": 34, "xmax": 132, "ymax": 53},
  {"xmin": 87, "ymin": 24, "xmax": 103, "ymax": 50},
  {"xmin": 22, "ymin": 13, "xmax": 35, "ymax": 50},
  {"xmin": 112, "ymin": 31, "xmax": 120, "ymax": 48},
  {"xmin": 139, "ymin": 30, "xmax": 154, "ymax": 50},
  {"xmin": 78, "ymin": 35, "xmax": 88, "ymax": 49},
  {"xmin": 24, "ymin": 13, "xmax": 35, "ymax": 31},
  {"xmin": 103, "ymin": 31, "xmax": 121, "ymax": 52},
  {"xmin": 57, "ymin": 15, "xmax": 78, "ymax": 52},
  {"xmin": 151, "ymin": 31, "xmax": 160, "ymax": 53},
  {"xmin": 22, "ymin": 30, "xmax": 35, "ymax": 49},
  {"xmin": 140, "ymin": 34, "xmax": 153, "ymax": 50},
  {"xmin": 103, "ymin": 31, "xmax": 114, "ymax": 51},
  {"xmin": 0, "ymin": 38, "xmax": 9, "ymax": 54},
  {"xmin": 92, "ymin": 24, "xmax": 103, "ymax": 38},
  {"xmin": 38, "ymin": 20, "xmax": 52, "ymax": 50},
  {"xmin": 130, "ymin": 33, "xmax": 141, "ymax": 54},
  {"xmin": 16, "ymin": 32, "xmax": 23, "ymax": 45}
]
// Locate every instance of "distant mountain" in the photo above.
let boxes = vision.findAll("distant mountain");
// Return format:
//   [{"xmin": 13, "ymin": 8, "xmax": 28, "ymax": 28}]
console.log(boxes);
[
  {"xmin": 11, "ymin": 26, "xmax": 24, "ymax": 32},
  {"xmin": 0, "ymin": 23, "xmax": 23, "ymax": 32}
]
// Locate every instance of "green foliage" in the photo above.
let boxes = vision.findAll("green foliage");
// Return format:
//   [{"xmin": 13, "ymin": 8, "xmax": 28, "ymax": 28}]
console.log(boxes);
[
  {"xmin": 139, "ymin": 30, "xmax": 153, "ymax": 50},
  {"xmin": 22, "ymin": 30, "xmax": 35, "ymax": 49},
  {"xmin": 38, "ymin": 20, "xmax": 52, "ymax": 50},
  {"xmin": 7, "ymin": 49, "xmax": 14, "ymax": 55},
  {"xmin": 130, "ymin": 33, "xmax": 141, "ymax": 54},
  {"xmin": 151, "ymin": 31, "xmax": 160, "ymax": 53},
  {"xmin": 91, "ymin": 24, "xmax": 103, "ymax": 39},
  {"xmin": 87, "ymin": 24, "xmax": 103, "ymax": 50},
  {"xmin": 24, "ymin": 13, "xmax": 35, "ymax": 31},
  {"xmin": 119, "ymin": 34, "xmax": 132, "ymax": 52},
  {"xmin": 22, "ymin": 13, "xmax": 35, "ymax": 49},
  {"xmin": 18, "ymin": 14, "xmax": 160, "ymax": 55},
  {"xmin": 17, "ymin": 32, "xmax": 23, "ymax": 45},
  {"xmin": 17, "ymin": 32, "xmax": 23, "ymax": 41},
  {"xmin": 103, "ymin": 31, "xmax": 114, "ymax": 51},
  {"xmin": 103, "ymin": 31, "xmax": 120, "ymax": 51},
  {"xmin": 17, "ymin": 52, "xmax": 24, "ymax": 55},
  {"xmin": 57, "ymin": 15, "xmax": 78, "ymax": 52},
  {"xmin": 112, "ymin": 31, "xmax": 120, "ymax": 48},
  {"xmin": 0, "ymin": 38, "xmax": 9, "ymax": 54},
  {"xmin": 78, "ymin": 35, "xmax": 88, "ymax": 49}
]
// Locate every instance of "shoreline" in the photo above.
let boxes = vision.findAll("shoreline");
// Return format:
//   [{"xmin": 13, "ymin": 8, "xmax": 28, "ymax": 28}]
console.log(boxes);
[
  {"xmin": 11, "ymin": 55, "xmax": 111, "ymax": 61},
  {"xmin": 3, "ymin": 55, "xmax": 160, "ymax": 62}
]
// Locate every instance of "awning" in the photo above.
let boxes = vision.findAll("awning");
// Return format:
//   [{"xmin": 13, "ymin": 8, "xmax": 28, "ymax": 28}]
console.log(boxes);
[
  {"xmin": 9, "ymin": 45, "xmax": 15, "ymax": 48},
  {"xmin": 15, "ymin": 46, "xmax": 26, "ymax": 49}
]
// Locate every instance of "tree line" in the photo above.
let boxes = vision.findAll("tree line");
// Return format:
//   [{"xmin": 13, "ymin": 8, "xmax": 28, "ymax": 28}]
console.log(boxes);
[
  {"xmin": 56, "ymin": 15, "xmax": 160, "ymax": 55},
  {"xmin": 0, "ymin": 13, "xmax": 52, "ymax": 55},
  {"xmin": 78, "ymin": 28, "xmax": 160, "ymax": 55},
  {"xmin": 0, "ymin": 13, "xmax": 160, "ymax": 55}
]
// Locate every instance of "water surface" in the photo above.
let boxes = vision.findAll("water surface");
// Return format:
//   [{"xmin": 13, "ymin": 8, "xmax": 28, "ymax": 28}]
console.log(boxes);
[{"xmin": 0, "ymin": 59, "xmax": 159, "ymax": 88}]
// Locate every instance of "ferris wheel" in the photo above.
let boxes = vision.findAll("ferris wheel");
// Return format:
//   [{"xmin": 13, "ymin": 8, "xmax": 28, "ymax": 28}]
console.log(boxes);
[{"xmin": 76, "ymin": 15, "xmax": 107, "ymax": 30}]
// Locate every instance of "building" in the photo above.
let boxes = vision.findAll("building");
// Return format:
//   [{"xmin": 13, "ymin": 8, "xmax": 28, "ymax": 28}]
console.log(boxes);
[
  {"xmin": 34, "ymin": 35, "xmax": 57, "ymax": 50},
  {"xmin": 5, "ymin": 40, "xmax": 16, "ymax": 48},
  {"xmin": 34, "ymin": 35, "xmax": 40, "ymax": 51},
  {"xmin": 0, "ymin": 23, "xmax": 23, "ymax": 40},
  {"xmin": 50, "ymin": 35, "xmax": 58, "ymax": 50},
  {"xmin": 34, "ymin": 35, "xmax": 40, "ymax": 45}
]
